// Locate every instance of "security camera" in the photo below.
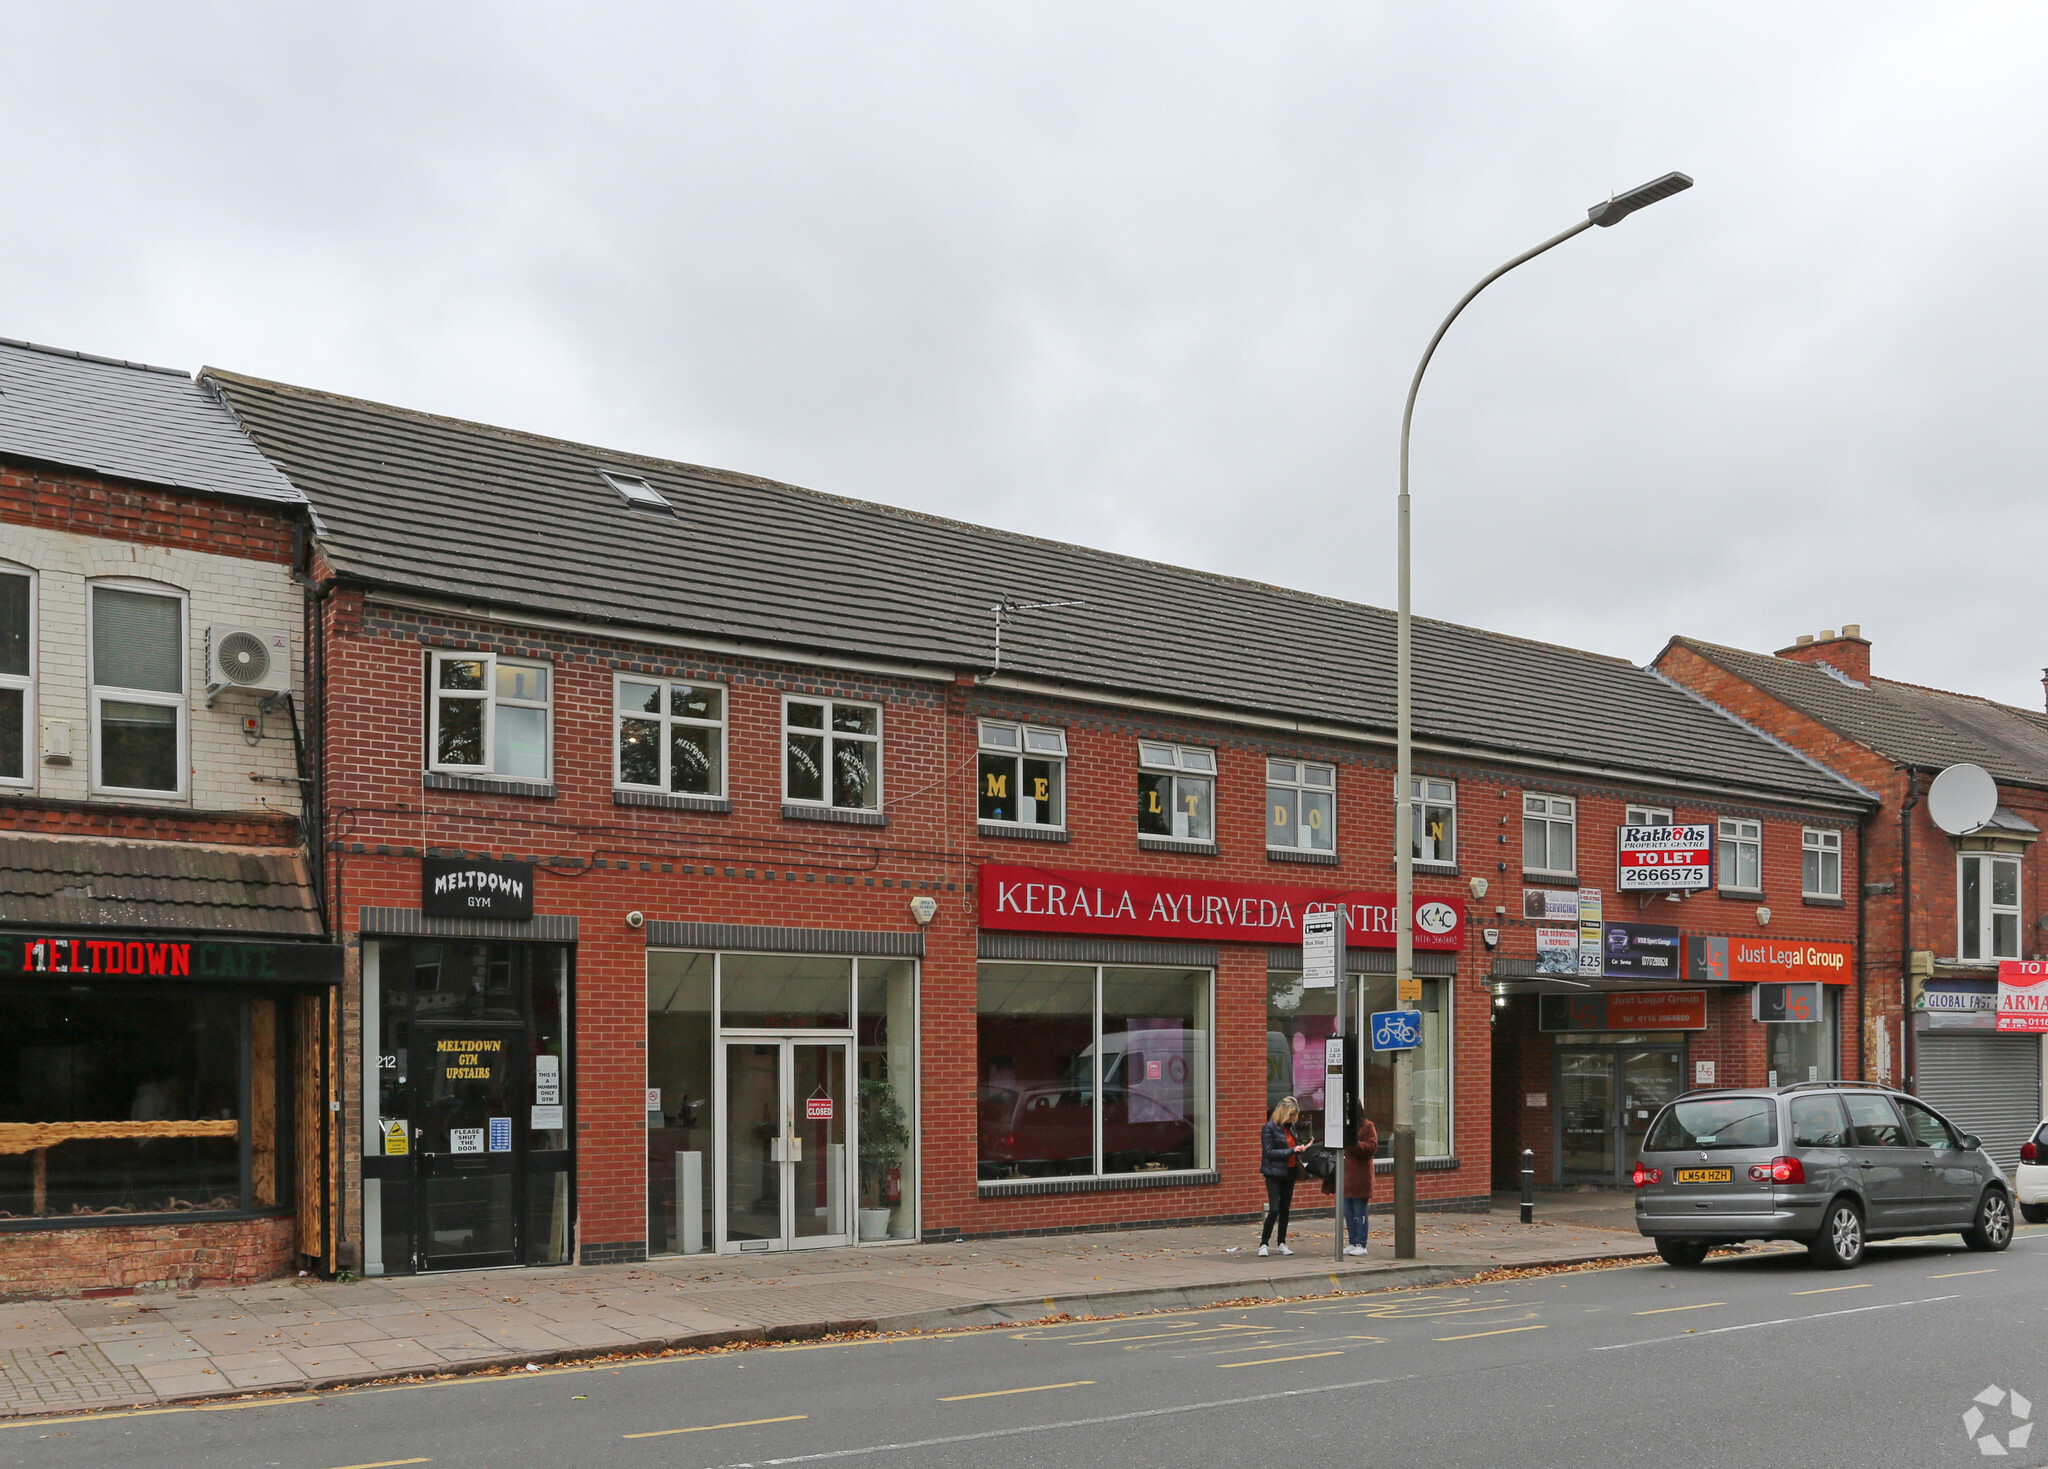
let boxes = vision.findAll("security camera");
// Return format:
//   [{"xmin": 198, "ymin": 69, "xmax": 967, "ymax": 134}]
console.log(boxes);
[{"xmin": 625, "ymin": 910, "xmax": 645, "ymax": 929}]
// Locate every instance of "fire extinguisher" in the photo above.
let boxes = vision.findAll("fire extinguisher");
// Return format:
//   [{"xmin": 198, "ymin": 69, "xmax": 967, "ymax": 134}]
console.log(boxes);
[{"xmin": 883, "ymin": 1163, "xmax": 902, "ymax": 1206}]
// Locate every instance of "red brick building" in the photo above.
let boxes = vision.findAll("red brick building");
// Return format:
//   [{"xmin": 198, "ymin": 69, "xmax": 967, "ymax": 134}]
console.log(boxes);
[
  {"xmin": 195, "ymin": 368, "xmax": 1873, "ymax": 1271},
  {"xmin": 0, "ymin": 340, "xmax": 340, "ymax": 1296},
  {"xmin": 1658, "ymin": 627, "xmax": 2048, "ymax": 1165}
]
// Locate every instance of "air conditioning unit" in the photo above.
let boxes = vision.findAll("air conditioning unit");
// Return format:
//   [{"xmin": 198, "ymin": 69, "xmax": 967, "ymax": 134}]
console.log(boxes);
[{"xmin": 205, "ymin": 625, "xmax": 293, "ymax": 703}]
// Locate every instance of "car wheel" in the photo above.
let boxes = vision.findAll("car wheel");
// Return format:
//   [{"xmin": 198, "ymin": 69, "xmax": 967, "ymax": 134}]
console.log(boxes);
[
  {"xmin": 1655, "ymin": 1238, "xmax": 1710, "ymax": 1268},
  {"xmin": 1964, "ymin": 1189, "xmax": 2014, "ymax": 1252},
  {"xmin": 1807, "ymin": 1198, "xmax": 1864, "ymax": 1269},
  {"xmin": 2021, "ymin": 1201, "xmax": 2048, "ymax": 1226}
]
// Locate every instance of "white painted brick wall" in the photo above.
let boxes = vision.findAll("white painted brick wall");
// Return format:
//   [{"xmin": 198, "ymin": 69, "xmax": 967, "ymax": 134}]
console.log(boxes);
[{"xmin": 2, "ymin": 523, "xmax": 303, "ymax": 816}]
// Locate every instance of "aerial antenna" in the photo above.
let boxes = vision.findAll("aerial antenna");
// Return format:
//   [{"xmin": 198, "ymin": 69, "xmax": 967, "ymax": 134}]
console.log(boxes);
[{"xmin": 976, "ymin": 594, "xmax": 1085, "ymax": 684}]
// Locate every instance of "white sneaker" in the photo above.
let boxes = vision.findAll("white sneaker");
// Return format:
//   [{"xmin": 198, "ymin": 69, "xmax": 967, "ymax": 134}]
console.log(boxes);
[
  {"xmin": 1257, "ymin": 1244, "xmax": 1269, "ymax": 1256},
  {"xmin": 1277, "ymin": 1244, "xmax": 1294, "ymax": 1256},
  {"xmin": 1344, "ymin": 1245, "xmax": 1367, "ymax": 1256}
]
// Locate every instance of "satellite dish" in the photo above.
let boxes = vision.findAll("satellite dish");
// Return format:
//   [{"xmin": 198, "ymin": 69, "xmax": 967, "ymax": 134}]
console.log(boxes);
[{"xmin": 1928, "ymin": 763, "xmax": 1998, "ymax": 836}]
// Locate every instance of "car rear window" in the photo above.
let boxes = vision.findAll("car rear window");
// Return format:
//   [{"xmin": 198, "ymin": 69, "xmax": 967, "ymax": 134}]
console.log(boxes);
[{"xmin": 1645, "ymin": 1098, "xmax": 1779, "ymax": 1152}]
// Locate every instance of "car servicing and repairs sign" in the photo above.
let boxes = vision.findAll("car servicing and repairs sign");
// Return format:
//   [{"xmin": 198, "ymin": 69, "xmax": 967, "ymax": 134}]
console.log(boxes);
[
  {"xmin": 1728, "ymin": 938, "xmax": 1853, "ymax": 986},
  {"xmin": 1997, "ymin": 960, "xmax": 2048, "ymax": 1032},
  {"xmin": 977, "ymin": 864, "xmax": 1464, "ymax": 948},
  {"xmin": 1616, "ymin": 824, "xmax": 1713, "ymax": 890},
  {"xmin": 422, "ymin": 855, "xmax": 535, "ymax": 921}
]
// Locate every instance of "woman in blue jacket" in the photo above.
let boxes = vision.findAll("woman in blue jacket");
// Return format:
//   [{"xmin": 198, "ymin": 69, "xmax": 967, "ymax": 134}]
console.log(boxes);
[{"xmin": 1259, "ymin": 1097, "xmax": 1308, "ymax": 1256}]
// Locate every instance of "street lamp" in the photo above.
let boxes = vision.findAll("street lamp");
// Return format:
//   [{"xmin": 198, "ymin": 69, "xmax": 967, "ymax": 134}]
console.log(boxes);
[{"xmin": 1389, "ymin": 172, "xmax": 1693, "ymax": 1259}]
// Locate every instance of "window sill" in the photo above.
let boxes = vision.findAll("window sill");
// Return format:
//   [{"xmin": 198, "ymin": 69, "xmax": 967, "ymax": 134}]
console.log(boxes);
[
  {"xmin": 1717, "ymin": 888, "xmax": 1766, "ymax": 901},
  {"xmin": 1520, "ymin": 872, "xmax": 1578, "ymax": 887},
  {"xmin": 978, "ymin": 1169, "xmax": 1219, "ymax": 1198},
  {"xmin": 614, "ymin": 790, "xmax": 731, "ymax": 814},
  {"xmin": 1138, "ymin": 836, "xmax": 1218, "ymax": 856},
  {"xmin": 1413, "ymin": 861, "xmax": 1460, "ymax": 878},
  {"xmin": 1267, "ymin": 847, "xmax": 1338, "ymax": 866},
  {"xmin": 783, "ymin": 803, "xmax": 888, "ymax": 828},
  {"xmin": 979, "ymin": 821, "xmax": 1070, "ymax": 843},
  {"xmin": 1801, "ymin": 894, "xmax": 1845, "ymax": 908},
  {"xmin": 423, "ymin": 771, "xmax": 555, "ymax": 799},
  {"xmin": 1372, "ymin": 1155, "xmax": 1460, "ymax": 1174}
]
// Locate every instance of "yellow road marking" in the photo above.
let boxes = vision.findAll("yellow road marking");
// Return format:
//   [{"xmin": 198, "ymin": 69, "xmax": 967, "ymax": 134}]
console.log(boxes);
[
  {"xmin": 1435, "ymin": 1324, "xmax": 1549, "ymax": 1341},
  {"xmin": 1791, "ymin": 1284, "xmax": 1873, "ymax": 1295},
  {"xmin": 1929, "ymin": 1269, "xmax": 1998, "ymax": 1279},
  {"xmin": 938, "ymin": 1381, "xmax": 1094, "ymax": 1401},
  {"xmin": 1633, "ymin": 1302, "xmax": 1726, "ymax": 1316},
  {"xmin": 0, "ymin": 1395, "xmax": 321, "ymax": 1431},
  {"xmin": 623, "ymin": 1414, "xmax": 808, "ymax": 1440},
  {"xmin": 1218, "ymin": 1351, "xmax": 1345, "ymax": 1368},
  {"xmin": 326, "ymin": 1460, "xmax": 429, "ymax": 1469}
]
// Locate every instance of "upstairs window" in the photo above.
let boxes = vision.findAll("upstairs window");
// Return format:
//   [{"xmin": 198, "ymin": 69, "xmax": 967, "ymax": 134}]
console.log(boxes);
[
  {"xmin": 1803, "ymin": 828, "xmax": 1842, "ymax": 899},
  {"xmin": 1409, "ymin": 777, "xmax": 1455, "ymax": 865},
  {"xmin": 429, "ymin": 652, "xmax": 552, "ymax": 781},
  {"xmin": 978, "ymin": 720, "xmax": 1066, "ymax": 827},
  {"xmin": 1522, "ymin": 793, "xmax": 1575, "ymax": 876},
  {"xmin": 0, "ymin": 568, "xmax": 28, "ymax": 786},
  {"xmin": 616, "ymin": 679, "xmax": 725, "ymax": 796},
  {"xmin": 1138, "ymin": 743, "xmax": 1214, "ymax": 842},
  {"xmin": 1626, "ymin": 804, "xmax": 1672, "ymax": 827},
  {"xmin": 785, "ymin": 697, "xmax": 880, "ymax": 810},
  {"xmin": 1266, "ymin": 760, "xmax": 1335, "ymax": 853},
  {"xmin": 1719, "ymin": 818, "xmax": 1762, "ymax": 892},
  {"xmin": 90, "ymin": 583, "xmax": 185, "ymax": 796},
  {"xmin": 1960, "ymin": 853, "xmax": 2022, "ymax": 963}
]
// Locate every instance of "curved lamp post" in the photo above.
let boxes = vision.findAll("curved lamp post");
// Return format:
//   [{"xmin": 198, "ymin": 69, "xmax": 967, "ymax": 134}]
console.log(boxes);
[{"xmin": 1390, "ymin": 172, "xmax": 1694, "ymax": 1259}]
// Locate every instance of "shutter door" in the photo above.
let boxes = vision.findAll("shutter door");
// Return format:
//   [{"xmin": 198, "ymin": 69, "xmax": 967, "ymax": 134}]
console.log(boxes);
[{"xmin": 1916, "ymin": 1032, "xmax": 2043, "ymax": 1171}]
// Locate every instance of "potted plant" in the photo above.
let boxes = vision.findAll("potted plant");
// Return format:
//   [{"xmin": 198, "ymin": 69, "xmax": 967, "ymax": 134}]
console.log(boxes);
[{"xmin": 857, "ymin": 1077, "xmax": 909, "ymax": 1241}]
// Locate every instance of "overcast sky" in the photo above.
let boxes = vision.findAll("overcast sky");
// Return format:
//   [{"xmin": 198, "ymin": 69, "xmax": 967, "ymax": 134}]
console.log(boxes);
[{"xmin": 6, "ymin": 5, "xmax": 2045, "ymax": 705}]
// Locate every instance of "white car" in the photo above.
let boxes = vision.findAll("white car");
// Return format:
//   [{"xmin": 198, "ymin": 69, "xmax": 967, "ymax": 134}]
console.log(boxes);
[{"xmin": 2017, "ymin": 1121, "xmax": 2048, "ymax": 1224}]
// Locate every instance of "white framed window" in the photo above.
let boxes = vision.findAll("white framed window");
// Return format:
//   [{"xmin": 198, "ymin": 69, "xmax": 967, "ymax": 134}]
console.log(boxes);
[
  {"xmin": 1522, "ymin": 793, "xmax": 1575, "ymax": 876},
  {"xmin": 785, "ymin": 697, "xmax": 881, "ymax": 810},
  {"xmin": 1138, "ymin": 743, "xmax": 1215, "ymax": 841},
  {"xmin": 1626, "ymin": 804, "xmax": 1672, "ymax": 827},
  {"xmin": 1803, "ymin": 828, "xmax": 1842, "ymax": 899},
  {"xmin": 1960, "ymin": 853, "xmax": 2022, "ymax": 962},
  {"xmin": 616, "ymin": 678, "xmax": 725, "ymax": 796},
  {"xmin": 978, "ymin": 719, "xmax": 1066, "ymax": 828},
  {"xmin": 1408, "ymin": 777, "xmax": 1455, "ymax": 865},
  {"xmin": 428, "ymin": 652, "xmax": 552, "ymax": 780},
  {"xmin": 1719, "ymin": 818, "xmax": 1762, "ymax": 892},
  {"xmin": 1267, "ymin": 759, "xmax": 1336, "ymax": 852},
  {"xmin": 0, "ymin": 565, "xmax": 30, "ymax": 787},
  {"xmin": 89, "ymin": 581, "xmax": 186, "ymax": 797}
]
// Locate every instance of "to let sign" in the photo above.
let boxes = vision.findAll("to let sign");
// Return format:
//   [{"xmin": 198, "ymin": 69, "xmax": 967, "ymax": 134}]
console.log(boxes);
[
  {"xmin": 1997, "ymin": 961, "xmax": 2048, "ymax": 1033},
  {"xmin": 422, "ymin": 856, "xmax": 535, "ymax": 921},
  {"xmin": 1616, "ymin": 824, "xmax": 1713, "ymax": 891}
]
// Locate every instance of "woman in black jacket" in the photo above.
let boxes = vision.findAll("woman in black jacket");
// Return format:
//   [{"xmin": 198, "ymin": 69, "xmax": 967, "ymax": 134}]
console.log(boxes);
[{"xmin": 1259, "ymin": 1097, "xmax": 1308, "ymax": 1256}]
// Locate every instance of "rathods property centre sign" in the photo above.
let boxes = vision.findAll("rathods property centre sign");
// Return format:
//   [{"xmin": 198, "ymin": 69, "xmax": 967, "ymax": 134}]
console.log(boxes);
[
  {"xmin": 977, "ymin": 863, "xmax": 1464, "ymax": 948},
  {"xmin": 1616, "ymin": 824, "xmax": 1713, "ymax": 891}
]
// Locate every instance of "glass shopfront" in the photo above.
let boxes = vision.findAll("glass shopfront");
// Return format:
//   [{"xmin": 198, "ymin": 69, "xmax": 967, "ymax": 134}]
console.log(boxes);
[
  {"xmin": 1553, "ymin": 1033, "xmax": 1687, "ymax": 1184},
  {"xmin": 1266, "ymin": 967, "xmax": 1450, "ymax": 1157},
  {"xmin": 362, "ymin": 941, "xmax": 572, "ymax": 1274}
]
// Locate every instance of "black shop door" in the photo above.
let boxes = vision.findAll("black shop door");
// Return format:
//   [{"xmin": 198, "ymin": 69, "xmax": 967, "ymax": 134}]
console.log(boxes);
[{"xmin": 411, "ymin": 1024, "xmax": 527, "ymax": 1271}]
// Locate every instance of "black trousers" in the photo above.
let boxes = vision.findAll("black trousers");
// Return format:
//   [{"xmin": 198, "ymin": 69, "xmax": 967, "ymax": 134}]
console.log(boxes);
[{"xmin": 1261, "ymin": 1174, "xmax": 1295, "ymax": 1244}]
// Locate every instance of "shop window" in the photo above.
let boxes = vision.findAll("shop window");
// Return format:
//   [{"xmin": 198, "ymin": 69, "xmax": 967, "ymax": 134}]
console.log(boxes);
[
  {"xmin": 977, "ymin": 964, "xmax": 1212, "ymax": 1180},
  {"xmin": 1264, "ymin": 969, "xmax": 1450, "ymax": 1160},
  {"xmin": 1803, "ymin": 828, "xmax": 1842, "ymax": 899},
  {"xmin": 1626, "ymin": 805, "xmax": 1671, "ymax": 827},
  {"xmin": 1767, "ymin": 986, "xmax": 1839, "ymax": 1085},
  {"xmin": 647, "ymin": 952, "xmax": 714, "ymax": 1255},
  {"xmin": 856, "ymin": 960, "xmax": 918, "ymax": 1240},
  {"xmin": 1138, "ymin": 743, "xmax": 1215, "ymax": 842},
  {"xmin": 0, "ymin": 567, "xmax": 29, "ymax": 786},
  {"xmin": 428, "ymin": 652, "xmax": 551, "ymax": 781},
  {"xmin": 90, "ymin": 583, "xmax": 185, "ymax": 796},
  {"xmin": 719, "ymin": 954, "xmax": 851, "ymax": 1028},
  {"xmin": 616, "ymin": 678, "xmax": 725, "ymax": 796},
  {"xmin": 1409, "ymin": 777, "xmax": 1455, "ymax": 866},
  {"xmin": 784, "ymin": 697, "xmax": 880, "ymax": 811},
  {"xmin": 1719, "ymin": 818, "xmax": 1762, "ymax": 892},
  {"xmin": 1960, "ymin": 853, "xmax": 2022, "ymax": 962},
  {"xmin": 0, "ymin": 991, "xmax": 292, "ymax": 1220},
  {"xmin": 1354, "ymin": 975, "xmax": 1450, "ymax": 1158},
  {"xmin": 978, "ymin": 720, "xmax": 1066, "ymax": 828},
  {"xmin": 1522, "ymin": 794, "xmax": 1576, "ymax": 877},
  {"xmin": 1267, "ymin": 759, "xmax": 1335, "ymax": 852}
]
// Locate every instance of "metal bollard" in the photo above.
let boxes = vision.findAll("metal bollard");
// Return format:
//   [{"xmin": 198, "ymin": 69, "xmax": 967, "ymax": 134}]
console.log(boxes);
[{"xmin": 1519, "ymin": 1148, "xmax": 1535, "ymax": 1224}]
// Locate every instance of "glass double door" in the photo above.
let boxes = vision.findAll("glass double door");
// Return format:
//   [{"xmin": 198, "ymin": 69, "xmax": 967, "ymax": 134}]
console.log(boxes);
[
  {"xmin": 722, "ymin": 1039, "xmax": 850, "ymax": 1251},
  {"xmin": 1558, "ymin": 1047, "xmax": 1684, "ymax": 1184}
]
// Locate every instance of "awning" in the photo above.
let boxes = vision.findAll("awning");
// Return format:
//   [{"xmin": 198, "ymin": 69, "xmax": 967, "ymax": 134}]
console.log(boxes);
[{"xmin": 0, "ymin": 833, "xmax": 321, "ymax": 935}]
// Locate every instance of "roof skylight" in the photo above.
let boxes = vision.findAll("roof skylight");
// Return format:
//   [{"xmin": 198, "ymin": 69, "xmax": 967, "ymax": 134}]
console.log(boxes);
[{"xmin": 600, "ymin": 470, "xmax": 673, "ymax": 514}]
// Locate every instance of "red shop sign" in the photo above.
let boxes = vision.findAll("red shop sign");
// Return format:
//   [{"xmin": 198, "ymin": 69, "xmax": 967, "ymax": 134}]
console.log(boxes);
[{"xmin": 977, "ymin": 863, "xmax": 1464, "ymax": 949}]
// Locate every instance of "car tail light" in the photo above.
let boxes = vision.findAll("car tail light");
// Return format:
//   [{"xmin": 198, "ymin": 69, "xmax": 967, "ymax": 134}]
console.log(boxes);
[
  {"xmin": 1749, "ymin": 1155, "xmax": 1805, "ymax": 1184},
  {"xmin": 1631, "ymin": 1162, "xmax": 1661, "ymax": 1187},
  {"xmin": 2023, "ymin": 1141, "xmax": 2039, "ymax": 1165}
]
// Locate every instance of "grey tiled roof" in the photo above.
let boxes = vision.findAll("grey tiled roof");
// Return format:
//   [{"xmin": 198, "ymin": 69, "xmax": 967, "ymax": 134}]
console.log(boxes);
[
  {"xmin": 0, "ymin": 836, "xmax": 321, "ymax": 936},
  {"xmin": 204, "ymin": 369, "xmax": 1870, "ymax": 808},
  {"xmin": 0, "ymin": 339, "xmax": 302, "ymax": 506},
  {"xmin": 1671, "ymin": 638, "xmax": 2048, "ymax": 788}
]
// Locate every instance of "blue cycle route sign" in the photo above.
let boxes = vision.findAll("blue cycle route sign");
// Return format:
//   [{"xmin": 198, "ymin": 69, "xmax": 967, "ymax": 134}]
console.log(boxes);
[{"xmin": 1370, "ymin": 1009, "xmax": 1423, "ymax": 1052}]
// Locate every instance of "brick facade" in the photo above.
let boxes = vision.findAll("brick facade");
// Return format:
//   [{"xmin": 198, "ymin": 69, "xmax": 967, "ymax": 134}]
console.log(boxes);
[{"xmin": 0, "ymin": 1216, "xmax": 298, "ymax": 1300}]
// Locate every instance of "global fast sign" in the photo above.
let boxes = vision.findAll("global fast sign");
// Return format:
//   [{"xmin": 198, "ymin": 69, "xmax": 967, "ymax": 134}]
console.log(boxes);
[
  {"xmin": 1616, "ymin": 824, "xmax": 1713, "ymax": 890},
  {"xmin": 1997, "ymin": 961, "xmax": 2048, "ymax": 1034},
  {"xmin": 977, "ymin": 864, "xmax": 1464, "ymax": 949}
]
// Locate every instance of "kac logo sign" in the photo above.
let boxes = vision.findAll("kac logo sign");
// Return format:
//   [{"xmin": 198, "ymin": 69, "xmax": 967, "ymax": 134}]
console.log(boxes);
[
  {"xmin": 1370, "ymin": 1009, "xmax": 1423, "ymax": 1052},
  {"xmin": 1963, "ymin": 1384, "xmax": 2032, "ymax": 1455},
  {"xmin": 1416, "ymin": 902, "xmax": 1459, "ymax": 936}
]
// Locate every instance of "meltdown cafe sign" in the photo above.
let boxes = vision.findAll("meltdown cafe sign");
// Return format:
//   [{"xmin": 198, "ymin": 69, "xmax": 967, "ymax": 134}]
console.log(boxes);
[
  {"xmin": 977, "ymin": 863, "xmax": 1465, "ymax": 949},
  {"xmin": 3, "ymin": 933, "xmax": 342, "ymax": 986}
]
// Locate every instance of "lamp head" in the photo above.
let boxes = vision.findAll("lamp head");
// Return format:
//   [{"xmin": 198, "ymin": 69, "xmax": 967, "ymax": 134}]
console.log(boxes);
[{"xmin": 1587, "ymin": 171, "xmax": 1693, "ymax": 227}]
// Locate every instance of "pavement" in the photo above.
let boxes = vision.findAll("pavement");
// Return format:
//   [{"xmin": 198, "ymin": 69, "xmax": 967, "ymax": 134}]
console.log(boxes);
[{"xmin": 0, "ymin": 1201, "xmax": 1649, "ymax": 1418}]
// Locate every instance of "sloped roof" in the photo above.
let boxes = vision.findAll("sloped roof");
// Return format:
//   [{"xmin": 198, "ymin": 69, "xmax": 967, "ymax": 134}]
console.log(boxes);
[
  {"xmin": 0, "ymin": 339, "xmax": 303, "ymax": 506},
  {"xmin": 0, "ymin": 836, "xmax": 322, "ymax": 936},
  {"xmin": 1669, "ymin": 637, "xmax": 2048, "ymax": 788},
  {"xmin": 203, "ymin": 368, "xmax": 1870, "ymax": 809}
]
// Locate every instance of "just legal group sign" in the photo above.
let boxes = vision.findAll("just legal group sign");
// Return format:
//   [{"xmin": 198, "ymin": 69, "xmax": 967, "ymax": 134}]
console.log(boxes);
[{"xmin": 976, "ymin": 863, "xmax": 1465, "ymax": 949}]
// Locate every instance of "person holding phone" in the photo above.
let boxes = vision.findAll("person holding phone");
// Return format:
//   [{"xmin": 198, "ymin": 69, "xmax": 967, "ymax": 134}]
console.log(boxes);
[{"xmin": 1259, "ymin": 1096, "xmax": 1308, "ymax": 1256}]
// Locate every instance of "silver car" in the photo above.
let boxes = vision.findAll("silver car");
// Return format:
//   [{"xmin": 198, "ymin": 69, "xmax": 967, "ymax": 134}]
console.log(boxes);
[{"xmin": 1633, "ymin": 1081, "xmax": 2012, "ymax": 1269}]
